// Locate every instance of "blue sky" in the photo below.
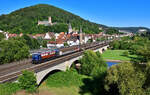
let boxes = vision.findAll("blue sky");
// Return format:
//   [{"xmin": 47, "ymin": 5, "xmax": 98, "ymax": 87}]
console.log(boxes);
[{"xmin": 0, "ymin": 0, "xmax": 150, "ymax": 28}]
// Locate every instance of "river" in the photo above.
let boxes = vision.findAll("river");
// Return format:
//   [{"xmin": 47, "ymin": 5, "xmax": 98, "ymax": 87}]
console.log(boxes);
[{"xmin": 106, "ymin": 62, "xmax": 119, "ymax": 67}]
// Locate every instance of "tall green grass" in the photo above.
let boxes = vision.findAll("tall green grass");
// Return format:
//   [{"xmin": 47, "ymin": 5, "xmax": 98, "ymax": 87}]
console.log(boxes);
[
  {"xmin": 46, "ymin": 69, "xmax": 89, "ymax": 87},
  {"xmin": 0, "ymin": 83, "xmax": 20, "ymax": 95}
]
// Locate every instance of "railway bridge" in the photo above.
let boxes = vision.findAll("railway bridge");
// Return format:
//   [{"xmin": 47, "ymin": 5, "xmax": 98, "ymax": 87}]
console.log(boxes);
[
  {"xmin": 36, "ymin": 45, "xmax": 108, "ymax": 84},
  {"xmin": 0, "ymin": 42, "xmax": 109, "ymax": 84}
]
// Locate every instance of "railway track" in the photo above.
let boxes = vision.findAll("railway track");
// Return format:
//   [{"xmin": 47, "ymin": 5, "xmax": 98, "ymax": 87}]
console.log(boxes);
[
  {"xmin": 0, "ymin": 41, "xmax": 101, "ymax": 73},
  {"xmin": 0, "ymin": 41, "xmax": 109, "ymax": 83}
]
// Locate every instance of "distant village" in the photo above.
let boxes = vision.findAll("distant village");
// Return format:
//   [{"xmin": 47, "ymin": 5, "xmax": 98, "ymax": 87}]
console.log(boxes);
[{"xmin": 0, "ymin": 16, "xmax": 135, "ymax": 48}]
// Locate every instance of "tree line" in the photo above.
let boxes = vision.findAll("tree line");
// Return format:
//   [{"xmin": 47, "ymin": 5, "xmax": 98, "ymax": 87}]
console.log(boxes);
[{"xmin": 0, "ymin": 34, "xmax": 47, "ymax": 64}]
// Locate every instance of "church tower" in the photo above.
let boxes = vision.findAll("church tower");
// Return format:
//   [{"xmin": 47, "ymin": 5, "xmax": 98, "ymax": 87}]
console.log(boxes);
[
  {"xmin": 48, "ymin": 16, "xmax": 52, "ymax": 25},
  {"xmin": 79, "ymin": 27, "xmax": 83, "ymax": 44},
  {"xmin": 68, "ymin": 23, "xmax": 73, "ymax": 34}
]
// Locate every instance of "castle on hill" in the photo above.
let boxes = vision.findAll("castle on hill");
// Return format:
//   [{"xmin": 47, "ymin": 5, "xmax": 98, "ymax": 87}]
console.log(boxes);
[{"xmin": 38, "ymin": 16, "xmax": 57, "ymax": 26}]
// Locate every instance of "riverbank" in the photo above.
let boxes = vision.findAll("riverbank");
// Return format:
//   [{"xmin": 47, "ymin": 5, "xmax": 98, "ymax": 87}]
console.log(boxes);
[{"xmin": 106, "ymin": 59, "xmax": 129, "ymax": 63}]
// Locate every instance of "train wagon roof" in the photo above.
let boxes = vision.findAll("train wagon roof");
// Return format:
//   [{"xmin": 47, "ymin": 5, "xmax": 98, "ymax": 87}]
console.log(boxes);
[{"xmin": 30, "ymin": 48, "xmax": 59, "ymax": 55}]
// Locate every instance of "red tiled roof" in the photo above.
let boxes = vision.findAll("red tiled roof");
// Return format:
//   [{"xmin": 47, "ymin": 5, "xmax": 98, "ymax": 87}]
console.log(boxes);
[
  {"xmin": 48, "ymin": 39, "xmax": 65, "ymax": 44},
  {"xmin": 33, "ymin": 34, "xmax": 45, "ymax": 38},
  {"xmin": 8, "ymin": 34, "xmax": 18, "ymax": 38}
]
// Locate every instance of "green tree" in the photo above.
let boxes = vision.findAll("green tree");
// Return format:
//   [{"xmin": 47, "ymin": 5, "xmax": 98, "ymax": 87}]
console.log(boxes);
[
  {"xmin": 136, "ymin": 43, "xmax": 150, "ymax": 62},
  {"xmin": 22, "ymin": 34, "xmax": 40, "ymax": 49},
  {"xmin": 106, "ymin": 28, "xmax": 123, "ymax": 35},
  {"xmin": 79, "ymin": 50, "xmax": 107, "ymax": 77},
  {"xmin": 123, "ymin": 51, "xmax": 129, "ymax": 56},
  {"xmin": 42, "ymin": 40, "xmax": 47, "ymax": 48},
  {"xmin": 0, "ymin": 33, "xmax": 5, "ymax": 41},
  {"xmin": 18, "ymin": 70, "xmax": 37, "ymax": 93},
  {"xmin": 0, "ymin": 39, "xmax": 29, "ymax": 64},
  {"xmin": 110, "ymin": 40, "xmax": 120, "ymax": 50},
  {"xmin": 104, "ymin": 63, "xmax": 146, "ymax": 95},
  {"xmin": 79, "ymin": 50, "xmax": 108, "ymax": 95},
  {"xmin": 64, "ymin": 42, "xmax": 69, "ymax": 47}
]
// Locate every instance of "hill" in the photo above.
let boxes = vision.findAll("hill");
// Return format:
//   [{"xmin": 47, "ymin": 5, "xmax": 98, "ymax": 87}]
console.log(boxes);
[
  {"xmin": 0, "ymin": 4, "xmax": 107, "ymax": 34},
  {"xmin": 114, "ymin": 27, "xmax": 150, "ymax": 33}
]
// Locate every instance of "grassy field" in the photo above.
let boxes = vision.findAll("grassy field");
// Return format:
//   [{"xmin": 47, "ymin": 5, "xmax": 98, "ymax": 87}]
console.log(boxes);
[
  {"xmin": 38, "ymin": 84, "xmax": 81, "ymax": 95},
  {"xmin": 102, "ymin": 50, "xmax": 137, "ymax": 61},
  {"xmin": 38, "ymin": 69, "xmax": 91, "ymax": 95},
  {"xmin": 0, "ymin": 83, "xmax": 20, "ymax": 95}
]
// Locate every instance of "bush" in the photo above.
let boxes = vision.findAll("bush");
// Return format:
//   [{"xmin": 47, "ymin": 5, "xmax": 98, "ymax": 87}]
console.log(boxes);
[
  {"xmin": 18, "ymin": 70, "xmax": 37, "ymax": 93},
  {"xmin": 123, "ymin": 51, "xmax": 129, "ymax": 56}
]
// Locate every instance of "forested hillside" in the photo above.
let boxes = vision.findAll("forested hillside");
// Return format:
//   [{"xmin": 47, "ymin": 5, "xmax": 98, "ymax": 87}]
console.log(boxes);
[
  {"xmin": 0, "ymin": 4, "xmax": 107, "ymax": 34},
  {"xmin": 115, "ymin": 27, "xmax": 150, "ymax": 33}
]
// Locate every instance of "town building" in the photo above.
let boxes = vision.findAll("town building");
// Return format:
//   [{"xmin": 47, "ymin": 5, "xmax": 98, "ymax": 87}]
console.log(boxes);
[{"xmin": 44, "ymin": 32, "xmax": 55, "ymax": 40}]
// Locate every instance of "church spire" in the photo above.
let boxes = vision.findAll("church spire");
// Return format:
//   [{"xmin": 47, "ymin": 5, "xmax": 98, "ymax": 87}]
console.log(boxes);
[
  {"xmin": 68, "ymin": 23, "xmax": 72, "ymax": 34},
  {"xmin": 80, "ymin": 26, "xmax": 83, "ymax": 44}
]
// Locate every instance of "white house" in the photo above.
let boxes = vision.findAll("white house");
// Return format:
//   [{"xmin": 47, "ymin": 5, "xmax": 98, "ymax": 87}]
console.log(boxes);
[
  {"xmin": 84, "ymin": 35, "xmax": 91, "ymax": 43},
  {"xmin": 44, "ymin": 33, "xmax": 51, "ymax": 39},
  {"xmin": 67, "ymin": 39, "xmax": 79, "ymax": 46},
  {"xmin": 55, "ymin": 33, "xmax": 59, "ymax": 39},
  {"xmin": 0, "ymin": 30, "xmax": 3, "ymax": 33}
]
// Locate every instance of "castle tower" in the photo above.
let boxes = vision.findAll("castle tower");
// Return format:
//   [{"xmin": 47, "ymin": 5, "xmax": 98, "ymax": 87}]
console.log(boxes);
[
  {"xmin": 48, "ymin": 16, "xmax": 52, "ymax": 25},
  {"xmin": 79, "ymin": 27, "xmax": 83, "ymax": 44},
  {"xmin": 68, "ymin": 23, "xmax": 73, "ymax": 34}
]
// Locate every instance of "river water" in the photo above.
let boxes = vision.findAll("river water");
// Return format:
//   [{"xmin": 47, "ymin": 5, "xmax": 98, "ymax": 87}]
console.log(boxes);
[{"xmin": 106, "ymin": 62, "xmax": 119, "ymax": 67}]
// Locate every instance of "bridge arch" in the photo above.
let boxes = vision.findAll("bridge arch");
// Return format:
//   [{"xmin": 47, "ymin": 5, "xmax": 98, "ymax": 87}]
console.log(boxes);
[
  {"xmin": 36, "ymin": 65, "xmax": 67, "ymax": 85},
  {"xmin": 102, "ymin": 48, "xmax": 105, "ymax": 52},
  {"xmin": 38, "ymin": 69, "xmax": 61, "ymax": 85},
  {"xmin": 36, "ymin": 57, "xmax": 82, "ymax": 85}
]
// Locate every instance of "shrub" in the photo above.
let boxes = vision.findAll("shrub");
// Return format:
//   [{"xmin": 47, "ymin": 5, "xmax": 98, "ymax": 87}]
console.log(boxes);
[
  {"xmin": 18, "ymin": 70, "xmax": 37, "ymax": 93},
  {"xmin": 123, "ymin": 51, "xmax": 129, "ymax": 56}
]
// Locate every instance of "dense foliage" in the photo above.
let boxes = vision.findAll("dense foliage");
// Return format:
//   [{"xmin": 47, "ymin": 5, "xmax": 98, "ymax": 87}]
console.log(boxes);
[
  {"xmin": 105, "ymin": 28, "xmax": 123, "ymax": 35},
  {"xmin": 18, "ymin": 70, "xmax": 37, "ymax": 93},
  {"xmin": 79, "ymin": 50, "xmax": 108, "ymax": 95},
  {"xmin": 0, "ymin": 33, "xmax": 5, "ymax": 41},
  {"xmin": 0, "ymin": 39, "xmax": 29, "ymax": 64},
  {"xmin": 103, "ymin": 34, "xmax": 150, "ymax": 95},
  {"xmin": 0, "ymin": 4, "xmax": 106, "ymax": 34},
  {"xmin": 21, "ymin": 35, "xmax": 40, "ymax": 49},
  {"xmin": 110, "ymin": 36, "xmax": 150, "ymax": 62},
  {"xmin": 79, "ymin": 50, "xmax": 107, "ymax": 77},
  {"xmin": 105, "ymin": 62, "xmax": 150, "ymax": 95},
  {"xmin": 11, "ymin": 35, "xmax": 40, "ymax": 49}
]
